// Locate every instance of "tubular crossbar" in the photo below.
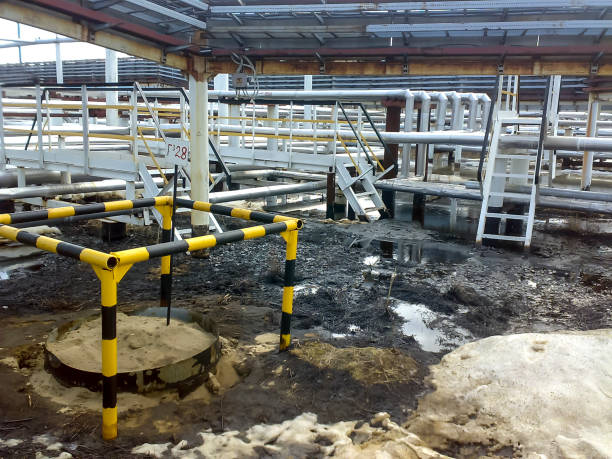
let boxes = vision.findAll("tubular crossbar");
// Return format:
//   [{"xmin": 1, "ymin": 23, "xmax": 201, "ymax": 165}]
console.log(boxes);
[
  {"xmin": 0, "ymin": 224, "xmax": 117, "ymax": 269},
  {"xmin": 0, "ymin": 198, "xmax": 302, "ymax": 440},
  {"xmin": 113, "ymin": 220, "xmax": 300, "ymax": 265},
  {"xmin": 0, "ymin": 197, "xmax": 167, "ymax": 225},
  {"xmin": 175, "ymin": 198, "xmax": 300, "ymax": 225}
]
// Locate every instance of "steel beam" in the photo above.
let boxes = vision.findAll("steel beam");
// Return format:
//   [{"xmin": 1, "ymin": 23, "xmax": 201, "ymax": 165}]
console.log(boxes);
[
  {"xmin": 368, "ymin": 20, "xmax": 612, "ymax": 35},
  {"xmin": 0, "ymin": 0, "xmax": 188, "ymax": 69},
  {"xmin": 210, "ymin": 1, "xmax": 611, "ymax": 14}
]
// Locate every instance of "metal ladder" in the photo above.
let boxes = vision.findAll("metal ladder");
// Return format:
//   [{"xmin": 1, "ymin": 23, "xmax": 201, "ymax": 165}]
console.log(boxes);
[
  {"xmin": 476, "ymin": 76, "xmax": 552, "ymax": 249},
  {"xmin": 335, "ymin": 102, "xmax": 394, "ymax": 221}
]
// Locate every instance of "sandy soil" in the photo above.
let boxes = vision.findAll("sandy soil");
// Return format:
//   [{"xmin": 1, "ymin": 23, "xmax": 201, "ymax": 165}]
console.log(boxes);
[
  {"xmin": 0, "ymin": 202, "xmax": 610, "ymax": 457},
  {"xmin": 47, "ymin": 312, "xmax": 216, "ymax": 373}
]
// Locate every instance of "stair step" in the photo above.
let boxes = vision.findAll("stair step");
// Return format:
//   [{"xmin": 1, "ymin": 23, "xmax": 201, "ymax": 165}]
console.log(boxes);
[
  {"xmin": 481, "ymin": 234, "xmax": 526, "ymax": 242},
  {"xmin": 489, "ymin": 191, "xmax": 531, "ymax": 200},
  {"xmin": 355, "ymin": 191, "xmax": 377, "ymax": 197},
  {"xmin": 491, "ymin": 172, "xmax": 533, "ymax": 179},
  {"xmin": 486, "ymin": 212, "xmax": 529, "ymax": 220},
  {"xmin": 177, "ymin": 228, "xmax": 192, "ymax": 235},
  {"xmin": 496, "ymin": 154, "xmax": 538, "ymax": 160}
]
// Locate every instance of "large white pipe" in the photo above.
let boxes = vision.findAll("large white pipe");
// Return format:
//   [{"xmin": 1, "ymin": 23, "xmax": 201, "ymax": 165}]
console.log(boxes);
[
  {"xmin": 189, "ymin": 75, "xmax": 209, "ymax": 229},
  {"xmin": 105, "ymin": 49, "xmax": 119, "ymax": 126}
]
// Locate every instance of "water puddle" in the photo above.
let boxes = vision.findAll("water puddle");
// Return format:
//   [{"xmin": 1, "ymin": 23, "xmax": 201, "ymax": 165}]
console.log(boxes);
[
  {"xmin": 355, "ymin": 238, "xmax": 472, "ymax": 265},
  {"xmin": 394, "ymin": 200, "xmax": 480, "ymax": 239},
  {"xmin": 294, "ymin": 284, "xmax": 320, "ymax": 296},
  {"xmin": 0, "ymin": 245, "xmax": 44, "ymax": 280},
  {"xmin": 393, "ymin": 301, "xmax": 472, "ymax": 352}
]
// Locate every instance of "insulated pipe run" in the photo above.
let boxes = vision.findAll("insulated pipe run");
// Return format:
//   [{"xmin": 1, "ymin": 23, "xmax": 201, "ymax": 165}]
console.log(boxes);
[
  {"xmin": 375, "ymin": 181, "xmax": 612, "ymax": 215},
  {"xmin": 208, "ymin": 180, "xmax": 327, "ymax": 204},
  {"xmin": 400, "ymin": 90, "xmax": 415, "ymax": 178},
  {"xmin": 479, "ymin": 94, "xmax": 492, "ymax": 128},
  {"xmin": 0, "ymin": 170, "xmax": 325, "ymax": 200},
  {"xmin": 467, "ymin": 94, "xmax": 479, "ymax": 131},
  {"xmin": 411, "ymin": 91, "xmax": 431, "ymax": 176},
  {"xmin": 446, "ymin": 92, "xmax": 463, "ymax": 168}
]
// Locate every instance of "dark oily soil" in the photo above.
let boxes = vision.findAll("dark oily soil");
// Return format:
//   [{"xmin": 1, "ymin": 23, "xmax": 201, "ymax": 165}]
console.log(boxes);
[{"xmin": 0, "ymin": 210, "xmax": 610, "ymax": 457}]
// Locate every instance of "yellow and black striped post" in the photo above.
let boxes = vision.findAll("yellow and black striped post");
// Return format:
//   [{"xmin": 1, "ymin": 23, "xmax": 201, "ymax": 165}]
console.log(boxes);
[
  {"xmin": 158, "ymin": 205, "xmax": 172, "ymax": 312},
  {"xmin": 92, "ymin": 267, "xmax": 118, "ymax": 440},
  {"xmin": 279, "ymin": 230, "xmax": 298, "ymax": 351}
]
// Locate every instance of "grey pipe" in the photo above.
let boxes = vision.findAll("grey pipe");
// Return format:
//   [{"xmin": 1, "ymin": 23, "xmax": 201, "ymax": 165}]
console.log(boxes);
[
  {"xmin": 463, "ymin": 181, "xmax": 612, "ymax": 203},
  {"xmin": 0, "ymin": 169, "xmax": 325, "ymax": 200},
  {"xmin": 209, "ymin": 180, "xmax": 326, "ymax": 203},
  {"xmin": 0, "ymin": 170, "xmax": 98, "ymax": 187},
  {"xmin": 375, "ymin": 180, "xmax": 612, "ymax": 214}
]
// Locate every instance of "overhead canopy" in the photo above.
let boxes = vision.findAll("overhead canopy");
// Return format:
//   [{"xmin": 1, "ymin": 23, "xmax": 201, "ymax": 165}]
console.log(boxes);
[{"xmin": 3, "ymin": 0, "xmax": 612, "ymax": 75}]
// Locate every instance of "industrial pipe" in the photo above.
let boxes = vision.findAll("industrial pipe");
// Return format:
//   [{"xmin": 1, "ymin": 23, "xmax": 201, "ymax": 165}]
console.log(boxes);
[
  {"xmin": 208, "ymin": 180, "xmax": 327, "ymax": 203},
  {"xmin": 375, "ymin": 180, "xmax": 612, "ymax": 214}
]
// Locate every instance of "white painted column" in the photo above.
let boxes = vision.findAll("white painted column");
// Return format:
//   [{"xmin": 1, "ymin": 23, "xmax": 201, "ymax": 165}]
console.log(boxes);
[
  {"xmin": 55, "ymin": 40, "xmax": 63, "ymax": 85},
  {"xmin": 0, "ymin": 88, "xmax": 5, "ymax": 170},
  {"xmin": 228, "ymin": 104, "xmax": 240, "ymax": 148},
  {"xmin": 581, "ymin": 93, "xmax": 599, "ymax": 191},
  {"xmin": 105, "ymin": 49, "xmax": 119, "ymax": 126},
  {"xmin": 266, "ymin": 105, "xmax": 279, "ymax": 152},
  {"xmin": 214, "ymin": 74, "xmax": 229, "ymax": 122},
  {"xmin": 189, "ymin": 74, "xmax": 210, "ymax": 229},
  {"xmin": 303, "ymin": 75, "xmax": 313, "ymax": 130}
]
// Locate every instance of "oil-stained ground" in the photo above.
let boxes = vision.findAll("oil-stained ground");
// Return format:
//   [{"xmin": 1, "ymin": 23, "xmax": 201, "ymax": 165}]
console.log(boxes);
[{"xmin": 1, "ymin": 199, "xmax": 610, "ymax": 457}]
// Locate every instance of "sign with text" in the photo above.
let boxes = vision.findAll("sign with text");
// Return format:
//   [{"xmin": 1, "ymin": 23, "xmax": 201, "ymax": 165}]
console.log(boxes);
[{"xmin": 165, "ymin": 138, "xmax": 190, "ymax": 166}]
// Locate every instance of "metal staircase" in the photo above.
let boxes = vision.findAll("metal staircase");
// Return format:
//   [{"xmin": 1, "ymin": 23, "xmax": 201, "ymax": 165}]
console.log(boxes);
[
  {"xmin": 476, "ymin": 76, "xmax": 552, "ymax": 249},
  {"xmin": 334, "ymin": 102, "xmax": 394, "ymax": 221}
]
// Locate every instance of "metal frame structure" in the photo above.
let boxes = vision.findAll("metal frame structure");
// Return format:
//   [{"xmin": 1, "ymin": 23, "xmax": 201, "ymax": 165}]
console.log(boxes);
[
  {"xmin": 3, "ymin": 1, "xmax": 612, "ymax": 75},
  {"xmin": 0, "ymin": 196, "xmax": 303, "ymax": 440}
]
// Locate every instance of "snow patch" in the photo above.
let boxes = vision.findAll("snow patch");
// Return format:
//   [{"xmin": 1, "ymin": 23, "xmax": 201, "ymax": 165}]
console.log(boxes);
[
  {"xmin": 408, "ymin": 330, "xmax": 612, "ymax": 457},
  {"xmin": 132, "ymin": 412, "xmax": 449, "ymax": 458}
]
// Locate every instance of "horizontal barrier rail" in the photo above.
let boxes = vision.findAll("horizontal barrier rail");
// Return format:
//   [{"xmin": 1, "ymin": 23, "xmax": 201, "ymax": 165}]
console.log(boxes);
[
  {"xmin": 113, "ymin": 219, "xmax": 300, "ymax": 265},
  {"xmin": 0, "ymin": 224, "xmax": 117, "ymax": 268},
  {"xmin": 0, "ymin": 197, "xmax": 168, "ymax": 225}
]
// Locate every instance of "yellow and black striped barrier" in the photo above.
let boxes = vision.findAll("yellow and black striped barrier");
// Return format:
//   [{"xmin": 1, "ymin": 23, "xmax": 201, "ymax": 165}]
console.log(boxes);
[{"xmin": 0, "ymin": 197, "xmax": 302, "ymax": 441}]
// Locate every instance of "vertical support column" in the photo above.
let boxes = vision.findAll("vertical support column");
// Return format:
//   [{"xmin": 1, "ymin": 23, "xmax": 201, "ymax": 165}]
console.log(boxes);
[
  {"xmin": 105, "ymin": 50, "xmax": 119, "ymax": 126},
  {"xmin": 36, "ymin": 84, "xmax": 43, "ymax": 167},
  {"xmin": 326, "ymin": 169, "xmax": 335, "ymax": 219},
  {"xmin": 93, "ymin": 268, "xmax": 118, "ymax": 441},
  {"xmin": 228, "ymin": 105, "xmax": 240, "ymax": 148},
  {"xmin": 188, "ymin": 65, "xmax": 210, "ymax": 240},
  {"xmin": 382, "ymin": 105, "xmax": 401, "ymax": 217},
  {"xmin": 581, "ymin": 92, "xmax": 598, "ymax": 191},
  {"xmin": 547, "ymin": 75, "xmax": 561, "ymax": 186},
  {"xmin": 280, "ymin": 230, "xmax": 298, "ymax": 351},
  {"xmin": 266, "ymin": 105, "xmax": 279, "ymax": 152},
  {"xmin": 303, "ymin": 75, "xmax": 313, "ymax": 130},
  {"xmin": 401, "ymin": 93, "xmax": 414, "ymax": 178},
  {"xmin": 52, "ymin": 41, "xmax": 64, "ymax": 128},
  {"xmin": 81, "ymin": 85, "xmax": 90, "ymax": 175},
  {"xmin": 213, "ymin": 74, "xmax": 229, "ymax": 122},
  {"xmin": 130, "ymin": 87, "xmax": 138, "ymax": 160},
  {"xmin": 55, "ymin": 40, "xmax": 63, "ymax": 84},
  {"xmin": 0, "ymin": 86, "xmax": 5, "ymax": 170}
]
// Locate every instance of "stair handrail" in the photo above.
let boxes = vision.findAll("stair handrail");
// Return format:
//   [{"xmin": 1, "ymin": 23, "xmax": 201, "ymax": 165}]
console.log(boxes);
[
  {"xmin": 534, "ymin": 76, "xmax": 552, "ymax": 186},
  {"xmin": 337, "ymin": 101, "xmax": 377, "ymax": 172},
  {"xmin": 477, "ymin": 75, "xmax": 502, "ymax": 192},
  {"xmin": 357, "ymin": 102, "xmax": 391, "ymax": 173}
]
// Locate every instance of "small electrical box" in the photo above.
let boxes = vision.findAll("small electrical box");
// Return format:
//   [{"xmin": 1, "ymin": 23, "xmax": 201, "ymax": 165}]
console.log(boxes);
[{"xmin": 232, "ymin": 73, "xmax": 250, "ymax": 89}]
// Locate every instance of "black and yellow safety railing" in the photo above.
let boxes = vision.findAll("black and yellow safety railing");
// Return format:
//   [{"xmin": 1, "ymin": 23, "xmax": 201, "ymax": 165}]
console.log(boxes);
[{"xmin": 0, "ymin": 197, "xmax": 302, "ymax": 441}]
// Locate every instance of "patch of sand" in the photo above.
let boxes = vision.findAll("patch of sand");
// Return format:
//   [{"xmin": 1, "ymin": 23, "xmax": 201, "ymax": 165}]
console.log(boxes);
[{"xmin": 46, "ymin": 313, "xmax": 216, "ymax": 373}]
